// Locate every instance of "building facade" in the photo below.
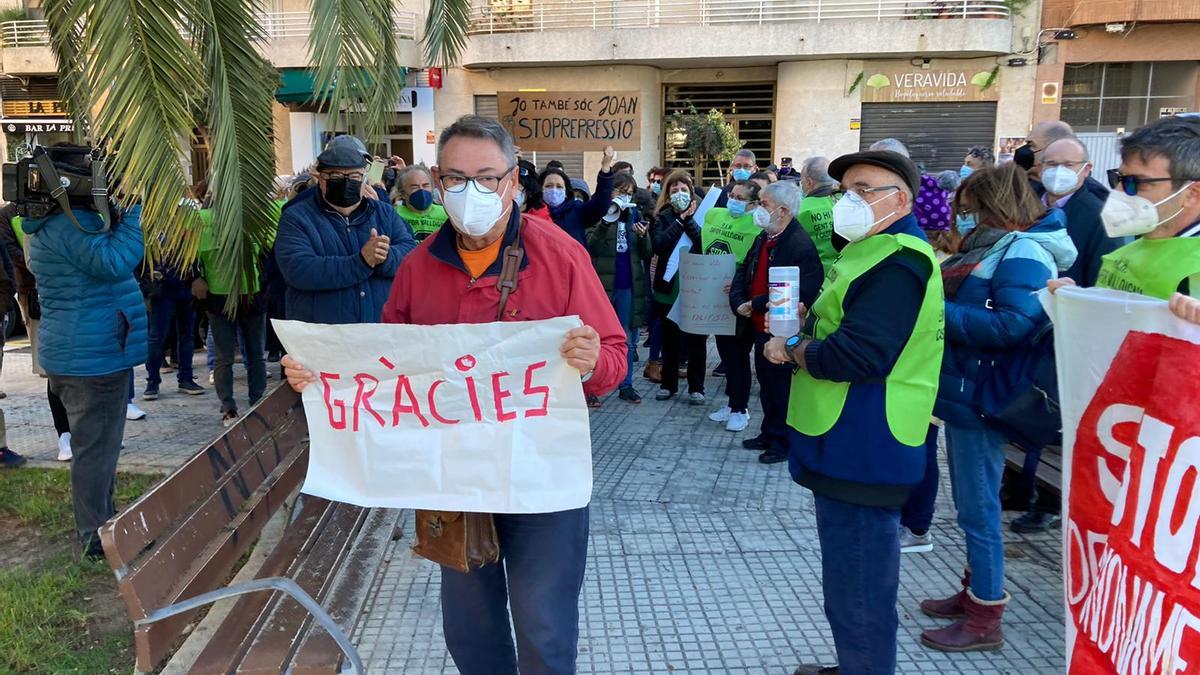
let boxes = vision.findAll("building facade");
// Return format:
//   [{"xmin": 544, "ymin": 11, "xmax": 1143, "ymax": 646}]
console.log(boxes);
[
  {"xmin": 1034, "ymin": 0, "xmax": 1200, "ymax": 175},
  {"xmin": 0, "ymin": 0, "xmax": 1079, "ymax": 183}
]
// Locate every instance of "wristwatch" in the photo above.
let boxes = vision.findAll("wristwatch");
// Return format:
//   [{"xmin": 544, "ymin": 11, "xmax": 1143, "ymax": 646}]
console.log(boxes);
[{"xmin": 784, "ymin": 335, "xmax": 804, "ymax": 364}]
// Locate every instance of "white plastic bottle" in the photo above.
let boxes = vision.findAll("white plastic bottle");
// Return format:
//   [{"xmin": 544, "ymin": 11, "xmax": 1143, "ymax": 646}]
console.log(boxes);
[{"xmin": 768, "ymin": 266, "xmax": 801, "ymax": 337}]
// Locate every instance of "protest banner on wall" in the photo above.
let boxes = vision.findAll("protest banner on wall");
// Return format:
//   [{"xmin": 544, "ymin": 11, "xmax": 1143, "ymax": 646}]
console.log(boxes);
[
  {"xmin": 498, "ymin": 91, "xmax": 641, "ymax": 152},
  {"xmin": 272, "ymin": 317, "xmax": 592, "ymax": 513},
  {"xmin": 1048, "ymin": 288, "xmax": 1200, "ymax": 673},
  {"xmin": 678, "ymin": 253, "xmax": 736, "ymax": 336}
]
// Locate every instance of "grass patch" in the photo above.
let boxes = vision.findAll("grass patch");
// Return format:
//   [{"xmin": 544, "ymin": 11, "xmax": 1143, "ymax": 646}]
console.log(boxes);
[
  {"xmin": 0, "ymin": 468, "xmax": 159, "ymax": 535},
  {"xmin": 0, "ymin": 468, "xmax": 161, "ymax": 674}
]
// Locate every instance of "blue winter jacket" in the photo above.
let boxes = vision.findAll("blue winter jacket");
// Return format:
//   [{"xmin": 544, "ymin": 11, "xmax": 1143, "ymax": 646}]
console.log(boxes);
[
  {"xmin": 935, "ymin": 208, "xmax": 1078, "ymax": 427},
  {"xmin": 23, "ymin": 207, "xmax": 149, "ymax": 376},
  {"xmin": 275, "ymin": 193, "xmax": 416, "ymax": 324},
  {"xmin": 548, "ymin": 170, "xmax": 615, "ymax": 247}
]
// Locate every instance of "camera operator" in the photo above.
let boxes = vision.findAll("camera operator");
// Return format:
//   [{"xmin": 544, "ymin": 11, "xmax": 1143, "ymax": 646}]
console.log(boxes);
[{"xmin": 23, "ymin": 194, "xmax": 147, "ymax": 558}]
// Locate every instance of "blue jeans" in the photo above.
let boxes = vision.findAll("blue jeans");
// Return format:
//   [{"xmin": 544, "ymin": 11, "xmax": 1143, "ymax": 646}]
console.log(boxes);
[
  {"xmin": 900, "ymin": 424, "xmax": 941, "ymax": 533},
  {"xmin": 945, "ymin": 422, "xmax": 1007, "ymax": 601},
  {"xmin": 208, "ymin": 308, "xmax": 267, "ymax": 414},
  {"xmin": 146, "ymin": 296, "xmax": 196, "ymax": 387},
  {"xmin": 814, "ymin": 495, "xmax": 900, "ymax": 675},
  {"xmin": 612, "ymin": 288, "xmax": 635, "ymax": 389},
  {"xmin": 441, "ymin": 507, "xmax": 589, "ymax": 675}
]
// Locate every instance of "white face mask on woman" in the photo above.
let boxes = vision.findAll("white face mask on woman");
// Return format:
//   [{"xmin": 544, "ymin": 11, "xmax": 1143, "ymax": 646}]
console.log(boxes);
[
  {"xmin": 831, "ymin": 190, "xmax": 897, "ymax": 243},
  {"xmin": 442, "ymin": 181, "xmax": 511, "ymax": 237}
]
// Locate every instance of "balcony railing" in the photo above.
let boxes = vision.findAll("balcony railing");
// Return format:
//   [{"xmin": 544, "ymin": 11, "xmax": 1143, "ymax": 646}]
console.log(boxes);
[
  {"xmin": 467, "ymin": 0, "xmax": 1010, "ymax": 34},
  {"xmin": 0, "ymin": 11, "xmax": 419, "ymax": 48}
]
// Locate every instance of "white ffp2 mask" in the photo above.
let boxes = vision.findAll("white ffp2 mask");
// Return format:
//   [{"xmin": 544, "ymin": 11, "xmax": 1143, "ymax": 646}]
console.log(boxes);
[{"xmin": 442, "ymin": 181, "xmax": 511, "ymax": 237}]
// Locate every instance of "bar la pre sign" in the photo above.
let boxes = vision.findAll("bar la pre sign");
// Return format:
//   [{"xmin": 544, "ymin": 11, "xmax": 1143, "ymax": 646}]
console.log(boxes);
[{"xmin": 499, "ymin": 91, "xmax": 641, "ymax": 152}]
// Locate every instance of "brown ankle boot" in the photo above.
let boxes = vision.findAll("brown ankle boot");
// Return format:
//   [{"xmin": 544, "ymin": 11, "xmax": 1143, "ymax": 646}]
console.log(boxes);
[
  {"xmin": 920, "ymin": 569, "xmax": 970, "ymax": 619},
  {"xmin": 643, "ymin": 360, "xmax": 662, "ymax": 383},
  {"xmin": 920, "ymin": 589, "xmax": 1009, "ymax": 652}
]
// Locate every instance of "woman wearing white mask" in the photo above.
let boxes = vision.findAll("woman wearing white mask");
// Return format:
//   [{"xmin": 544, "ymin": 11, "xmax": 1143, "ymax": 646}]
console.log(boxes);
[
  {"xmin": 921, "ymin": 163, "xmax": 1076, "ymax": 654},
  {"xmin": 727, "ymin": 181, "xmax": 822, "ymax": 462},
  {"xmin": 1050, "ymin": 115, "xmax": 1200, "ymax": 313},
  {"xmin": 704, "ymin": 181, "xmax": 765, "ymax": 433},
  {"xmin": 649, "ymin": 170, "xmax": 707, "ymax": 402},
  {"xmin": 761, "ymin": 150, "xmax": 945, "ymax": 675},
  {"xmin": 538, "ymin": 146, "xmax": 616, "ymax": 248}
]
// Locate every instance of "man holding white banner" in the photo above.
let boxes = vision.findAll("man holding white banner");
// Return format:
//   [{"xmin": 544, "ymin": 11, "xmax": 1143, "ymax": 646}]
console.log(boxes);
[{"xmin": 282, "ymin": 115, "xmax": 626, "ymax": 675}]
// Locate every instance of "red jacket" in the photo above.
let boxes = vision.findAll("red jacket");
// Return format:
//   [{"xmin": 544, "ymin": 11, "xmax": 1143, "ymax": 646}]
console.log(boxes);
[{"xmin": 382, "ymin": 210, "xmax": 626, "ymax": 397}]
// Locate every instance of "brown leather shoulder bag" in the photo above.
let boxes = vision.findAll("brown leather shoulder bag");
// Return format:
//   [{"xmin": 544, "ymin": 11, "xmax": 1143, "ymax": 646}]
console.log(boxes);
[{"xmin": 412, "ymin": 218, "xmax": 525, "ymax": 572}]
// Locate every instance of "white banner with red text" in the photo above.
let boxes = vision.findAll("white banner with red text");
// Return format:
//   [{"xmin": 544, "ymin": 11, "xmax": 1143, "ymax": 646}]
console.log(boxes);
[
  {"xmin": 1047, "ymin": 287, "xmax": 1200, "ymax": 674},
  {"xmin": 272, "ymin": 316, "xmax": 591, "ymax": 513}
]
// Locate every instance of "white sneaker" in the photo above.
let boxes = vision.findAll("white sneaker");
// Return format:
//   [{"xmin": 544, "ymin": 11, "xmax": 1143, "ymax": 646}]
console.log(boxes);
[
  {"xmin": 708, "ymin": 406, "xmax": 732, "ymax": 423},
  {"xmin": 126, "ymin": 403, "xmax": 147, "ymax": 421},
  {"xmin": 56, "ymin": 432, "xmax": 72, "ymax": 462},
  {"xmin": 899, "ymin": 526, "xmax": 933, "ymax": 554},
  {"xmin": 208, "ymin": 371, "xmax": 215, "ymax": 385},
  {"xmin": 726, "ymin": 411, "xmax": 750, "ymax": 432}
]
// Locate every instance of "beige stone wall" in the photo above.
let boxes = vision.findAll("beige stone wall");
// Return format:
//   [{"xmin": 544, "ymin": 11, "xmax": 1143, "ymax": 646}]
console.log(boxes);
[{"xmin": 774, "ymin": 60, "xmax": 863, "ymax": 163}]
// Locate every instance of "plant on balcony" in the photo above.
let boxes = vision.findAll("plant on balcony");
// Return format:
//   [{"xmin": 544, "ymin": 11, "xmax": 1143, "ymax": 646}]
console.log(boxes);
[
  {"xmin": 1003, "ymin": 0, "xmax": 1033, "ymax": 16},
  {"xmin": 0, "ymin": 7, "xmax": 27, "ymax": 23},
  {"xmin": 38, "ymin": 0, "xmax": 472, "ymax": 305},
  {"xmin": 669, "ymin": 105, "xmax": 743, "ymax": 180}
]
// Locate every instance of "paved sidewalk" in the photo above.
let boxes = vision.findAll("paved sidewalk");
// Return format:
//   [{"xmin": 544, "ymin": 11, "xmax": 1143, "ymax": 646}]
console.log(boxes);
[
  {"xmin": 2, "ymin": 337, "xmax": 1065, "ymax": 673},
  {"xmin": 1, "ymin": 337, "xmax": 275, "ymax": 473},
  {"xmin": 354, "ymin": 357, "xmax": 1066, "ymax": 674}
]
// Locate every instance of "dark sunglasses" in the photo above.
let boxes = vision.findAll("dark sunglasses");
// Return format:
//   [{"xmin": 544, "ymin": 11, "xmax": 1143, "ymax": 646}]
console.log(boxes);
[{"xmin": 1106, "ymin": 169, "xmax": 1179, "ymax": 196}]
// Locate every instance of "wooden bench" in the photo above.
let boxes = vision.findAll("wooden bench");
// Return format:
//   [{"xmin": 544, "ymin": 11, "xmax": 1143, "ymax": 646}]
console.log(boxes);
[
  {"xmin": 99, "ymin": 385, "xmax": 401, "ymax": 674},
  {"xmin": 1004, "ymin": 444, "xmax": 1063, "ymax": 496}
]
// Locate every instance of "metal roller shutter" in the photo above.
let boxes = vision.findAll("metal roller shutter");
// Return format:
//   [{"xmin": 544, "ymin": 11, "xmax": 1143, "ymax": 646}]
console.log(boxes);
[
  {"xmin": 474, "ymin": 95, "xmax": 585, "ymax": 178},
  {"xmin": 859, "ymin": 102, "xmax": 997, "ymax": 174}
]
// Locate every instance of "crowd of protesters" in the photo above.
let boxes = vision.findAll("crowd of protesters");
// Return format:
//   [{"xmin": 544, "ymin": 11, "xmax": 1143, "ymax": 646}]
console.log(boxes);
[{"xmin": 3, "ymin": 111, "xmax": 1199, "ymax": 675}]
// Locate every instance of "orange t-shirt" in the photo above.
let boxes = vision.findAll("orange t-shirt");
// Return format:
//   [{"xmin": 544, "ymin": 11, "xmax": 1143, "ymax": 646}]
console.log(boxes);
[{"xmin": 458, "ymin": 236, "xmax": 504, "ymax": 279}]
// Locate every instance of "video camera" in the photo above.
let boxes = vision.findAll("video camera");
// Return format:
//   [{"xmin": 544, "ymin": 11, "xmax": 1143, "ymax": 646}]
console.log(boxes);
[{"xmin": 2, "ymin": 145, "xmax": 114, "ymax": 233}]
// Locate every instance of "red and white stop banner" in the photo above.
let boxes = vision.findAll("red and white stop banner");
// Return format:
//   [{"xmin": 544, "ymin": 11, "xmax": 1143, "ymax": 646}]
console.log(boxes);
[{"xmin": 1050, "ymin": 288, "xmax": 1200, "ymax": 674}]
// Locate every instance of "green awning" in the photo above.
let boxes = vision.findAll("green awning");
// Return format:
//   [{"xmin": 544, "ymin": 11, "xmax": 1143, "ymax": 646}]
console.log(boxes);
[{"xmin": 275, "ymin": 68, "xmax": 408, "ymax": 103}]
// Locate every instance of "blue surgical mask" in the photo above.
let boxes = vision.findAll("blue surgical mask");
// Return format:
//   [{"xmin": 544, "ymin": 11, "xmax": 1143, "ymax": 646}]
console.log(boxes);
[
  {"xmin": 407, "ymin": 189, "xmax": 433, "ymax": 211},
  {"xmin": 544, "ymin": 187, "xmax": 567, "ymax": 208},
  {"xmin": 956, "ymin": 214, "xmax": 976, "ymax": 235},
  {"xmin": 650, "ymin": 182, "xmax": 661, "ymax": 195},
  {"xmin": 727, "ymin": 198, "xmax": 747, "ymax": 218},
  {"xmin": 732, "ymin": 168, "xmax": 752, "ymax": 182},
  {"xmin": 959, "ymin": 165, "xmax": 973, "ymax": 180}
]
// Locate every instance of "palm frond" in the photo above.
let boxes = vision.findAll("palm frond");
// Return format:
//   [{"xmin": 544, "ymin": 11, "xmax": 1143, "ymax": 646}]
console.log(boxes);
[
  {"xmin": 81, "ymin": 0, "xmax": 204, "ymax": 271},
  {"xmin": 422, "ymin": 0, "xmax": 471, "ymax": 68},
  {"xmin": 193, "ymin": 0, "xmax": 280, "ymax": 310},
  {"xmin": 308, "ymin": 0, "xmax": 384, "ymax": 137},
  {"xmin": 42, "ymin": 0, "xmax": 90, "ymax": 142},
  {"xmin": 362, "ymin": 0, "xmax": 406, "ymax": 145}
]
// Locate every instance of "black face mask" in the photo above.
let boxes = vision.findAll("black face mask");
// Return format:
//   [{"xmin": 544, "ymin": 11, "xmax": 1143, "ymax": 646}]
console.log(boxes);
[
  {"xmin": 1013, "ymin": 143, "xmax": 1036, "ymax": 171},
  {"xmin": 324, "ymin": 176, "xmax": 363, "ymax": 208}
]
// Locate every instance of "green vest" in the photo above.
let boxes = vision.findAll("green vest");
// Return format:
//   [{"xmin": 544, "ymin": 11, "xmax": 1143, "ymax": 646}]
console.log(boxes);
[
  {"xmin": 10, "ymin": 216, "xmax": 24, "ymax": 249},
  {"xmin": 395, "ymin": 203, "xmax": 448, "ymax": 241},
  {"xmin": 702, "ymin": 208, "xmax": 759, "ymax": 264},
  {"xmin": 796, "ymin": 195, "xmax": 837, "ymax": 269},
  {"xmin": 1095, "ymin": 236, "xmax": 1200, "ymax": 300},
  {"xmin": 198, "ymin": 209, "xmax": 260, "ymax": 296},
  {"xmin": 787, "ymin": 233, "xmax": 944, "ymax": 447}
]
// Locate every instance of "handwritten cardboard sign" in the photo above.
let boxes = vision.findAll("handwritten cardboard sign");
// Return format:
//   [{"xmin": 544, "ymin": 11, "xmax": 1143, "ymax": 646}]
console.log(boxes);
[
  {"xmin": 498, "ymin": 91, "xmax": 641, "ymax": 152},
  {"xmin": 1046, "ymin": 288, "xmax": 1200, "ymax": 673},
  {"xmin": 678, "ymin": 253, "xmax": 736, "ymax": 336},
  {"xmin": 272, "ymin": 317, "xmax": 591, "ymax": 513}
]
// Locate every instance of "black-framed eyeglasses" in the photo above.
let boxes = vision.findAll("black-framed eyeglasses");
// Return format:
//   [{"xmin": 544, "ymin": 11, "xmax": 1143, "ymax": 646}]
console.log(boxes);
[
  {"xmin": 441, "ymin": 166, "xmax": 514, "ymax": 194},
  {"xmin": 321, "ymin": 170, "xmax": 365, "ymax": 181},
  {"xmin": 1106, "ymin": 169, "xmax": 1178, "ymax": 196}
]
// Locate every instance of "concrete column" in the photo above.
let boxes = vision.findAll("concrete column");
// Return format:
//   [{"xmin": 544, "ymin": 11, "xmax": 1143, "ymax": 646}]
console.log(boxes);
[{"xmin": 775, "ymin": 60, "xmax": 863, "ymax": 163}]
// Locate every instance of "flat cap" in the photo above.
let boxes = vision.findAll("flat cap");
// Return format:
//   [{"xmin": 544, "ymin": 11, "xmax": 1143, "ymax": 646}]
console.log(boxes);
[
  {"xmin": 828, "ymin": 150, "xmax": 921, "ymax": 196},
  {"xmin": 317, "ymin": 135, "xmax": 370, "ymax": 169}
]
